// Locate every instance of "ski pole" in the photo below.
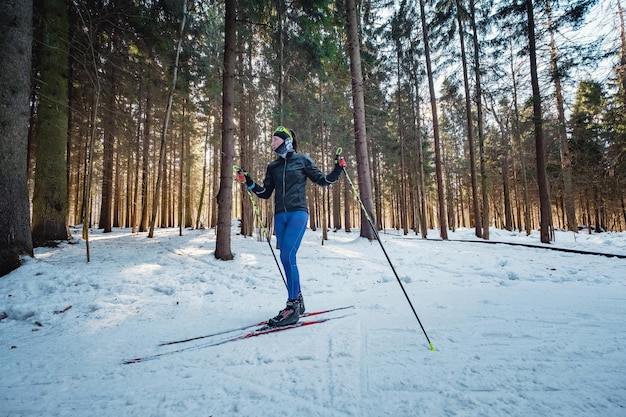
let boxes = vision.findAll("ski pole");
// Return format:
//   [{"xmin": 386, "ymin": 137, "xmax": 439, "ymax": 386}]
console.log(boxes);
[
  {"xmin": 234, "ymin": 165, "xmax": 287, "ymax": 288},
  {"xmin": 336, "ymin": 148, "xmax": 435, "ymax": 351}
]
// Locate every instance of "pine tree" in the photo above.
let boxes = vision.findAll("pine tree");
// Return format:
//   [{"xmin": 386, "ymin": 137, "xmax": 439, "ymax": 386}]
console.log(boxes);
[
  {"xmin": 526, "ymin": 0, "xmax": 552, "ymax": 243},
  {"xmin": 418, "ymin": 0, "xmax": 449, "ymax": 239},
  {"xmin": 0, "ymin": 0, "xmax": 34, "ymax": 276},
  {"xmin": 215, "ymin": 0, "xmax": 236, "ymax": 260},
  {"xmin": 346, "ymin": 0, "xmax": 376, "ymax": 240},
  {"xmin": 31, "ymin": 0, "xmax": 71, "ymax": 244}
]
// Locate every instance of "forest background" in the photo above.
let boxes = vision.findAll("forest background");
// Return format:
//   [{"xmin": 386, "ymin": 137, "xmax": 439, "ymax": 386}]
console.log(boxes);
[{"xmin": 1, "ymin": 0, "xmax": 625, "ymax": 276}]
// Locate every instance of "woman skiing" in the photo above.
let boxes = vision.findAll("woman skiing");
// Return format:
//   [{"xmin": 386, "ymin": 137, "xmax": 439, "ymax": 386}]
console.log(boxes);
[{"xmin": 237, "ymin": 126, "xmax": 346, "ymax": 327}]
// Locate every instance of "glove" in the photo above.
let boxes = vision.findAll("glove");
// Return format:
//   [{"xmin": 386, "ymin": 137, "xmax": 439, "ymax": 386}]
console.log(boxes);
[
  {"xmin": 335, "ymin": 156, "xmax": 347, "ymax": 168},
  {"xmin": 236, "ymin": 168, "xmax": 254, "ymax": 187},
  {"xmin": 237, "ymin": 169, "xmax": 247, "ymax": 183}
]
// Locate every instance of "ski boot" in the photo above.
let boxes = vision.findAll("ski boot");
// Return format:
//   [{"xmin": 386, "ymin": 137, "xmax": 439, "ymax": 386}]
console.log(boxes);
[
  {"xmin": 268, "ymin": 299, "xmax": 300, "ymax": 327},
  {"xmin": 298, "ymin": 292, "xmax": 305, "ymax": 315}
]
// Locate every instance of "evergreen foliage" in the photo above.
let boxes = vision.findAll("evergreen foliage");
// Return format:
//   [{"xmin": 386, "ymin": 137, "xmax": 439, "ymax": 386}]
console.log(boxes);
[{"xmin": 2, "ymin": 0, "xmax": 624, "ymax": 272}]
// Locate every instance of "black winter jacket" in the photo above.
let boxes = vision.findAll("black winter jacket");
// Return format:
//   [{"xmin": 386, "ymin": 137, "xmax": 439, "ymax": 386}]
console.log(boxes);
[{"xmin": 250, "ymin": 152, "xmax": 342, "ymax": 214}]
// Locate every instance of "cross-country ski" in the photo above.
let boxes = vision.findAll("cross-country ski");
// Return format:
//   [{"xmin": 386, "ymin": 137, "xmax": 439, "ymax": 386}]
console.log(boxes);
[
  {"xmin": 158, "ymin": 305, "xmax": 354, "ymax": 346},
  {"xmin": 124, "ymin": 311, "xmax": 354, "ymax": 364}
]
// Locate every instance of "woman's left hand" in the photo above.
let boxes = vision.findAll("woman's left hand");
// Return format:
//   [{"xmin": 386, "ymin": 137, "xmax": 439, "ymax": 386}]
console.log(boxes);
[{"xmin": 335, "ymin": 156, "xmax": 347, "ymax": 168}]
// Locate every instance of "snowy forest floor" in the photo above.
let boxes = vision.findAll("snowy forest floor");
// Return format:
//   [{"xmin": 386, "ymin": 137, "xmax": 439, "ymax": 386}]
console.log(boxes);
[{"xmin": 1, "ymin": 224, "xmax": 625, "ymax": 417}]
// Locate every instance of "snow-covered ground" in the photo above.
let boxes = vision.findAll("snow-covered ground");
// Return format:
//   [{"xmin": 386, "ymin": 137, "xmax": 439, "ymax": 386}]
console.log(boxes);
[{"xmin": 1, "ymin": 224, "xmax": 625, "ymax": 417}]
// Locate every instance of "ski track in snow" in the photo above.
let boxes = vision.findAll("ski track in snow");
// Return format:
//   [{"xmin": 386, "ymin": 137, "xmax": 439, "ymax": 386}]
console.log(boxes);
[{"xmin": 1, "ymin": 225, "xmax": 625, "ymax": 416}]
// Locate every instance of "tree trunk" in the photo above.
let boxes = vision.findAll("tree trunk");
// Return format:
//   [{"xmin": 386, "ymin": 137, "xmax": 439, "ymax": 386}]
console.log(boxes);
[
  {"xmin": 309, "ymin": 188, "xmax": 318, "ymax": 231},
  {"xmin": 114, "ymin": 149, "xmax": 122, "ymax": 227},
  {"xmin": 99, "ymin": 51, "xmax": 115, "ymax": 232},
  {"xmin": 343, "ymin": 180, "xmax": 352, "ymax": 232},
  {"xmin": 469, "ymin": 0, "xmax": 488, "ymax": 240},
  {"xmin": 0, "ymin": 0, "xmax": 34, "ymax": 276},
  {"xmin": 31, "ymin": 0, "xmax": 71, "ymax": 244},
  {"xmin": 149, "ymin": 1, "xmax": 187, "ymax": 238},
  {"xmin": 419, "ymin": 0, "xmax": 448, "ymax": 239},
  {"xmin": 490, "ymin": 99, "xmax": 514, "ymax": 231},
  {"xmin": 410, "ymin": 57, "xmax": 428, "ymax": 238},
  {"xmin": 239, "ymin": 45, "xmax": 254, "ymax": 238},
  {"xmin": 139, "ymin": 82, "xmax": 152, "ymax": 233},
  {"xmin": 526, "ymin": 0, "xmax": 552, "ymax": 243},
  {"xmin": 508, "ymin": 34, "xmax": 532, "ymax": 235},
  {"xmin": 215, "ymin": 0, "xmax": 236, "ymax": 260},
  {"xmin": 183, "ymin": 99, "xmax": 193, "ymax": 228},
  {"xmin": 83, "ymin": 87, "xmax": 100, "ymax": 261},
  {"xmin": 621, "ymin": 196, "xmax": 626, "ymax": 230},
  {"xmin": 196, "ymin": 121, "xmax": 210, "ymax": 229},
  {"xmin": 345, "ymin": 0, "xmax": 375, "ymax": 240},
  {"xmin": 320, "ymin": 82, "xmax": 329, "ymax": 243},
  {"xmin": 333, "ymin": 180, "xmax": 342, "ymax": 230},
  {"xmin": 210, "ymin": 132, "xmax": 219, "ymax": 228},
  {"xmin": 618, "ymin": 1, "xmax": 626, "ymax": 108},
  {"xmin": 547, "ymin": 1, "xmax": 577, "ymax": 232},
  {"xmin": 502, "ymin": 133, "xmax": 513, "ymax": 231},
  {"xmin": 276, "ymin": 0, "xmax": 285, "ymax": 125},
  {"xmin": 179, "ymin": 110, "xmax": 185, "ymax": 234},
  {"xmin": 441, "ymin": 127, "xmax": 455, "ymax": 231},
  {"xmin": 396, "ymin": 47, "xmax": 408, "ymax": 236},
  {"xmin": 131, "ymin": 81, "xmax": 143, "ymax": 233},
  {"xmin": 456, "ymin": 0, "xmax": 482, "ymax": 238},
  {"xmin": 159, "ymin": 124, "xmax": 171, "ymax": 228},
  {"xmin": 372, "ymin": 141, "xmax": 383, "ymax": 230}
]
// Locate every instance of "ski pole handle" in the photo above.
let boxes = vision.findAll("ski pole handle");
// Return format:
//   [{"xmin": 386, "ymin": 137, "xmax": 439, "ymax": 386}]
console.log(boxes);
[
  {"xmin": 233, "ymin": 164, "xmax": 249, "ymax": 184},
  {"xmin": 334, "ymin": 147, "xmax": 347, "ymax": 168}
]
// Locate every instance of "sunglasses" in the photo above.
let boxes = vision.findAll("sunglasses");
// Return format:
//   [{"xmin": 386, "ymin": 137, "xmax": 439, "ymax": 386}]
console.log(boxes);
[{"xmin": 273, "ymin": 126, "xmax": 294, "ymax": 142}]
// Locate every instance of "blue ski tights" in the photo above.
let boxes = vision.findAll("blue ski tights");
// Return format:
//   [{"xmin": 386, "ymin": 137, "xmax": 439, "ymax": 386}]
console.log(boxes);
[{"xmin": 274, "ymin": 210, "xmax": 308, "ymax": 300}]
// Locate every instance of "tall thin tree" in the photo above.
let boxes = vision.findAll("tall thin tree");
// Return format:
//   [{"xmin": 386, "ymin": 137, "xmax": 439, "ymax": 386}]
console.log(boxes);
[
  {"xmin": 526, "ymin": 0, "xmax": 552, "ymax": 243},
  {"xmin": 31, "ymin": 0, "xmax": 71, "ymax": 244},
  {"xmin": 547, "ymin": 1, "xmax": 576, "ymax": 232},
  {"xmin": 215, "ymin": 0, "xmax": 236, "ymax": 259},
  {"xmin": 418, "ymin": 0, "xmax": 448, "ymax": 239},
  {"xmin": 469, "ymin": 0, "xmax": 489, "ymax": 239},
  {"xmin": 345, "ymin": 0, "xmax": 376, "ymax": 240},
  {"xmin": 454, "ymin": 0, "xmax": 482, "ymax": 237},
  {"xmin": 99, "ymin": 25, "xmax": 117, "ymax": 233},
  {"xmin": 619, "ymin": 1, "xmax": 626, "ymax": 108},
  {"xmin": 149, "ymin": 0, "xmax": 187, "ymax": 238},
  {"xmin": 0, "ymin": 0, "xmax": 34, "ymax": 276}
]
